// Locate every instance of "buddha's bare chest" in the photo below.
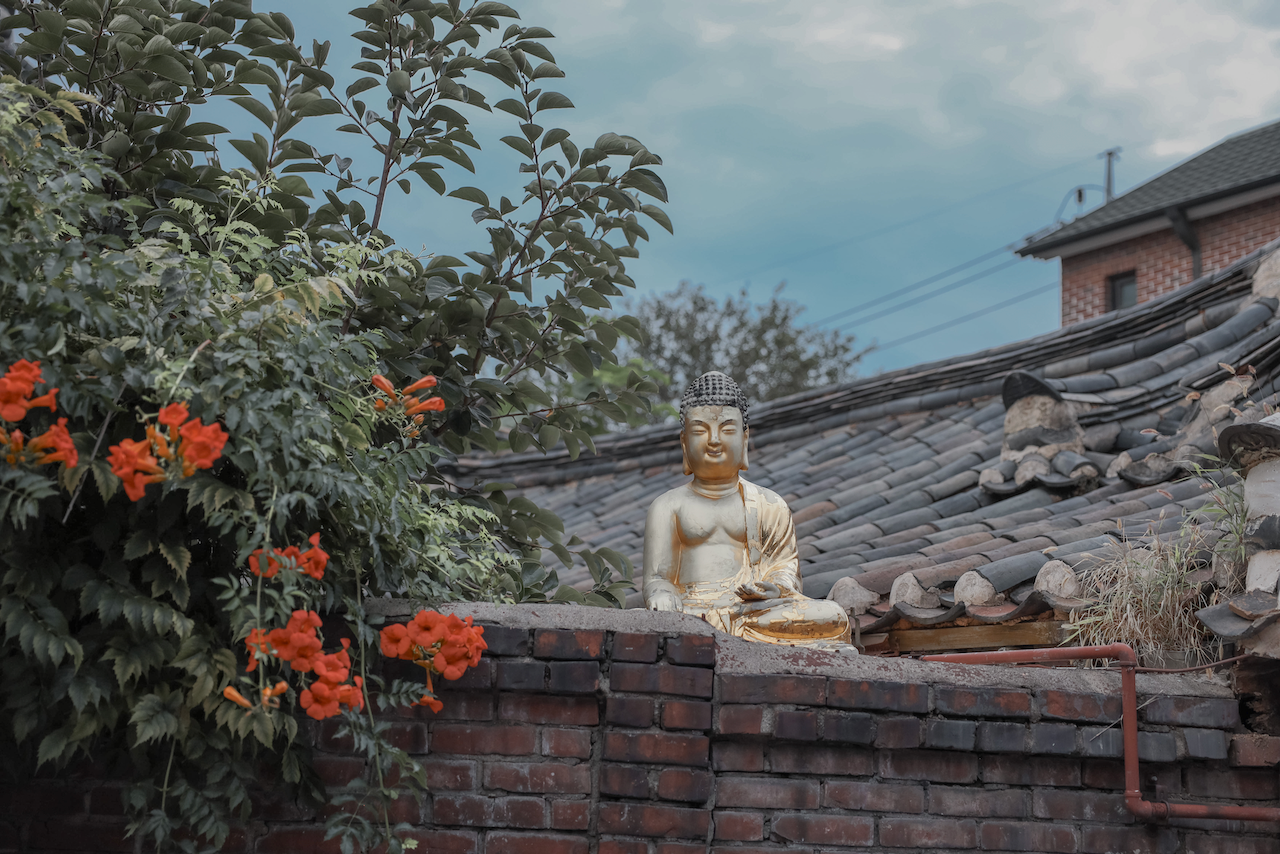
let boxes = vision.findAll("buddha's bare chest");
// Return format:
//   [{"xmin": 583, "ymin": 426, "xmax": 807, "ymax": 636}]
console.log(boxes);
[{"xmin": 674, "ymin": 497, "xmax": 747, "ymax": 546}]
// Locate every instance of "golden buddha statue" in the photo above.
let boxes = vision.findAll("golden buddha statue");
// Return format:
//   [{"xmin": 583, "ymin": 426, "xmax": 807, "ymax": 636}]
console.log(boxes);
[{"xmin": 643, "ymin": 371, "xmax": 852, "ymax": 646}]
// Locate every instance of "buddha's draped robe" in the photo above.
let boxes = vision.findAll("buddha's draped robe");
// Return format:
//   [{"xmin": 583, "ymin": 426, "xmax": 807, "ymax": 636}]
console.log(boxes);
[{"xmin": 678, "ymin": 478, "xmax": 851, "ymax": 644}]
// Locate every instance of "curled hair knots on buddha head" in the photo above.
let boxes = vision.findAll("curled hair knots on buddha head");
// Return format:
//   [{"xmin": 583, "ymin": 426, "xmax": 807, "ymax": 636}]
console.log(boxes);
[{"xmin": 680, "ymin": 371, "xmax": 749, "ymax": 429}]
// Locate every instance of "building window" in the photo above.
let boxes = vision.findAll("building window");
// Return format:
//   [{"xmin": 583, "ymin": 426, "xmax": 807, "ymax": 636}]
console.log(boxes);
[{"xmin": 1108, "ymin": 271, "xmax": 1137, "ymax": 310}]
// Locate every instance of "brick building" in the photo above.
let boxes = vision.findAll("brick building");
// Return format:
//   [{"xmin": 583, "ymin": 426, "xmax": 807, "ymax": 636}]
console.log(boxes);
[{"xmin": 1019, "ymin": 119, "xmax": 1280, "ymax": 326}]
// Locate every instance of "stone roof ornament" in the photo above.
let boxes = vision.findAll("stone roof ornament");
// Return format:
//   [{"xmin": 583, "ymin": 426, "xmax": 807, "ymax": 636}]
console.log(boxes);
[{"xmin": 980, "ymin": 371, "xmax": 1098, "ymax": 495}]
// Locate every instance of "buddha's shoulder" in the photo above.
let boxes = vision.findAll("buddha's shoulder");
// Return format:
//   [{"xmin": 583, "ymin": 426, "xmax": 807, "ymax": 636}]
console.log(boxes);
[
  {"xmin": 647, "ymin": 482, "xmax": 693, "ymax": 513},
  {"xmin": 740, "ymin": 477, "xmax": 788, "ymax": 507}
]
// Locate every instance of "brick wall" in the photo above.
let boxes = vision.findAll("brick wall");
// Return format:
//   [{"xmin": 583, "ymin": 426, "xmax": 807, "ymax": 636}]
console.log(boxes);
[
  {"xmin": 1060, "ymin": 195, "xmax": 1280, "ymax": 326},
  {"xmin": 5, "ymin": 604, "xmax": 1279, "ymax": 853}
]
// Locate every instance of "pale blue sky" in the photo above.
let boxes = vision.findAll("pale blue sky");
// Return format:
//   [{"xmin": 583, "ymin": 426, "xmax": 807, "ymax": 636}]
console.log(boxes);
[{"xmin": 247, "ymin": 0, "xmax": 1280, "ymax": 374}]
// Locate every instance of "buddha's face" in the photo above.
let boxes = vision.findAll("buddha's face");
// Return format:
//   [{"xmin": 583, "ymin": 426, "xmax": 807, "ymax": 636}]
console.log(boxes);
[{"xmin": 681, "ymin": 405, "xmax": 748, "ymax": 480}]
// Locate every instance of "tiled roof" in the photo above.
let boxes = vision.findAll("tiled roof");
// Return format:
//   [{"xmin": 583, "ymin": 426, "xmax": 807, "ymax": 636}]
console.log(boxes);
[
  {"xmin": 450, "ymin": 241, "xmax": 1280, "ymax": 644},
  {"xmin": 1021, "ymin": 120, "xmax": 1280, "ymax": 255}
]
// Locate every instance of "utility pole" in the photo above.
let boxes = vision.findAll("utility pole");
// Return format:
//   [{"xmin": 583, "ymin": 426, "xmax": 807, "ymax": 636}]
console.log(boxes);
[{"xmin": 1100, "ymin": 148, "xmax": 1122, "ymax": 202}]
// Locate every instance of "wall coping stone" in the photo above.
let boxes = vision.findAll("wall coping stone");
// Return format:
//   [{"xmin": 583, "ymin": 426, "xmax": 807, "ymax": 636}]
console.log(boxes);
[{"xmin": 367, "ymin": 601, "xmax": 1234, "ymax": 701}]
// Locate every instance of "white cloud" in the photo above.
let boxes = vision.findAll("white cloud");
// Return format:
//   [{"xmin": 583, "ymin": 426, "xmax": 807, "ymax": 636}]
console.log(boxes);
[{"xmin": 531, "ymin": 0, "xmax": 1280, "ymax": 161}]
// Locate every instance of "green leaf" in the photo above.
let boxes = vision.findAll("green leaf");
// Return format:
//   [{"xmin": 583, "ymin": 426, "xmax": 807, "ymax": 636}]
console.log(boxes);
[
  {"xmin": 472, "ymin": 2, "xmax": 521, "ymax": 17},
  {"xmin": 530, "ymin": 61, "xmax": 564, "ymax": 79},
  {"xmin": 500, "ymin": 135, "xmax": 535, "ymax": 158},
  {"xmin": 641, "ymin": 203, "xmax": 673, "ymax": 234},
  {"xmin": 159, "ymin": 542, "xmax": 191, "ymax": 578},
  {"xmin": 535, "ymin": 91, "xmax": 573, "ymax": 111},
  {"xmin": 231, "ymin": 96, "xmax": 274, "ymax": 128},
  {"xmin": 622, "ymin": 168, "xmax": 669, "ymax": 203},
  {"xmin": 129, "ymin": 693, "xmax": 179, "ymax": 746},
  {"xmin": 494, "ymin": 98, "xmax": 528, "ymax": 120},
  {"xmin": 346, "ymin": 76, "xmax": 380, "ymax": 98},
  {"xmin": 447, "ymin": 186, "xmax": 489, "ymax": 206}
]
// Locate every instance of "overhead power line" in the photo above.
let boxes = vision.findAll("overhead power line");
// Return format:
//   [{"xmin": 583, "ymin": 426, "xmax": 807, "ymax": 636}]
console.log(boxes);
[
  {"xmin": 817, "ymin": 242, "xmax": 1015, "ymax": 327},
  {"xmin": 873, "ymin": 281, "xmax": 1058, "ymax": 353},
  {"xmin": 831, "ymin": 255, "xmax": 1025, "ymax": 332},
  {"xmin": 724, "ymin": 155, "xmax": 1095, "ymax": 286}
]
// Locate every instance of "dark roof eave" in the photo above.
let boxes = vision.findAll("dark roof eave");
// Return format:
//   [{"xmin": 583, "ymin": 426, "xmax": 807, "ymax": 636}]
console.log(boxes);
[{"xmin": 1017, "ymin": 174, "xmax": 1280, "ymax": 258}]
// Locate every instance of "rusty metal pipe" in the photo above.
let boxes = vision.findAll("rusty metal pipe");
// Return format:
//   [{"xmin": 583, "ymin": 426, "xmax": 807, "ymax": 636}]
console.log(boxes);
[{"xmin": 922, "ymin": 643, "xmax": 1280, "ymax": 824}]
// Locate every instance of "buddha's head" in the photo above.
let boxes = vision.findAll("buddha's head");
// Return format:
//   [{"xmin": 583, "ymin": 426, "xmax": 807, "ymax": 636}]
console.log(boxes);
[{"xmin": 679, "ymin": 371, "xmax": 749, "ymax": 478}]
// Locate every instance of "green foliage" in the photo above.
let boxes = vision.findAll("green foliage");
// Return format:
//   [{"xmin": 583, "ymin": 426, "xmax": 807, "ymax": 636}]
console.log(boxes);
[
  {"xmin": 0, "ymin": 1, "xmax": 672, "ymax": 850},
  {"xmin": 623, "ymin": 281, "xmax": 867, "ymax": 417}
]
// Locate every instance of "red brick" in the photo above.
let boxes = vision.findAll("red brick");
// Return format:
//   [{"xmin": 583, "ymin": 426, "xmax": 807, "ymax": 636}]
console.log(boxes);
[
  {"xmin": 313, "ymin": 755, "xmax": 366, "ymax": 786},
  {"xmin": 423, "ymin": 758, "xmax": 477, "ymax": 790},
  {"xmin": 1082, "ymin": 759, "xmax": 1178, "ymax": 793},
  {"xmin": 499, "ymin": 694, "xmax": 599, "ymax": 726},
  {"xmin": 824, "ymin": 780, "xmax": 924, "ymax": 813},
  {"xmin": 613, "ymin": 632, "xmax": 659, "ymax": 662},
  {"xmin": 87, "ymin": 787, "xmax": 125, "ymax": 816},
  {"xmin": 550, "ymin": 799, "xmax": 590, "ymax": 830},
  {"xmin": 718, "ymin": 673, "xmax": 825, "ymax": 705},
  {"xmin": 936, "ymin": 685, "xmax": 1031, "ymax": 718},
  {"xmin": 1231, "ymin": 733, "xmax": 1280, "ymax": 767},
  {"xmin": 443, "ymin": 658, "xmax": 493, "ymax": 690},
  {"xmin": 881, "ymin": 817, "xmax": 978, "ymax": 849},
  {"xmin": 1038, "ymin": 690, "xmax": 1122, "ymax": 723},
  {"xmin": 1033, "ymin": 788, "xmax": 1131, "ymax": 822},
  {"xmin": 601, "ymin": 764, "xmax": 650, "ymax": 798},
  {"xmin": 716, "ymin": 705, "xmax": 767, "ymax": 735},
  {"xmin": 822, "ymin": 710, "xmax": 875, "ymax": 744},
  {"xmin": 874, "ymin": 715, "xmax": 921, "ymax": 748},
  {"xmin": 432, "ymin": 724, "xmax": 536, "ymax": 756},
  {"xmin": 607, "ymin": 696, "xmax": 654, "ymax": 727},
  {"xmin": 712, "ymin": 741, "xmax": 763, "ymax": 772},
  {"xmin": 26, "ymin": 820, "xmax": 132, "ymax": 852},
  {"xmin": 827, "ymin": 678, "xmax": 928, "ymax": 712},
  {"xmin": 484, "ymin": 762, "xmax": 591, "ymax": 794},
  {"xmin": 542, "ymin": 728, "xmax": 592, "ymax": 758},
  {"xmin": 929, "ymin": 785, "xmax": 1024, "ymax": 817},
  {"xmin": 611, "ymin": 662, "xmax": 713, "ymax": 697},
  {"xmin": 496, "ymin": 661, "xmax": 545, "ymax": 691},
  {"xmin": 772, "ymin": 813, "xmax": 874, "ymax": 846},
  {"xmin": 411, "ymin": 691, "xmax": 495, "ymax": 722},
  {"xmin": 256, "ymin": 827, "xmax": 344, "ymax": 854},
  {"xmin": 0, "ymin": 785, "xmax": 83, "ymax": 816},
  {"xmin": 476, "ymin": 625, "xmax": 529, "ymax": 656},
  {"xmin": 662, "ymin": 700, "xmax": 712, "ymax": 731},
  {"xmin": 770, "ymin": 743, "xmax": 873, "ymax": 776},
  {"xmin": 321, "ymin": 791, "xmax": 420, "ymax": 824},
  {"xmin": 1144, "ymin": 696, "xmax": 1240, "ymax": 729},
  {"xmin": 1185, "ymin": 834, "xmax": 1280, "ymax": 854},
  {"xmin": 983, "ymin": 754, "xmax": 1079, "ymax": 787},
  {"xmin": 718, "ymin": 776, "xmax": 819, "ymax": 809},
  {"xmin": 1080, "ymin": 824, "xmax": 1179, "ymax": 854},
  {"xmin": 981, "ymin": 821, "xmax": 1077, "ymax": 853},
  {"xmin": 483, "ymin": 831, "xmax": 588, "ymax": 854},
  {"xmin": 599, "ymin": 803, "xmax": 711, "ymax": 838},
  {"xmin": 656, "ymin": 844, "xmax": 704, "ymax": 854},
  {"xmin": 774, "ymin": 710, "xmax": 818, "ymax": 741},
  {"xmin": 598, "ymin": 842, "xmax": 647, "ymax": 854},
  {"xmin": 880, "ymin": 749, "xmax": 978, "ymax": 783},
  {"xmin": 714, "ymin": 811, "xmax": 764, "ymax": 841},
  {"xmin": 666, "ymin": 635, "xmax": 715, "ymax": 666},
  {"xmin": 603, "ymin": 732, "xmax": 708, "ymax": 766},
  {"xmin": 534, "ymin": 629, "xmax": 606, "ymax": 660},
  {"xmin": 656, "ymin": 768, "xmax": 713, "ymax": 803},
  {"xmin": 549, "ymin": 661, "xmax": 601, "ymax": 694},
  {"xmin": 432, "ymin": 793, "xmax": 546, "ymax": 828},
  {"xmin": 1186, "ymin": 768, "xmax": 1279, "ymax": 800}
]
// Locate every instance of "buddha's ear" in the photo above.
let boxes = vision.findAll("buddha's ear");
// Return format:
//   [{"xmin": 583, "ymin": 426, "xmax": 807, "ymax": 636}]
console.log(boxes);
[
  {"xmin": 680, "ymin": 432, "xmax": 693, "ymax": 476},
  {"xmin": 740, "ymin": 428, "xmax": 750, "ymax": 471}
]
